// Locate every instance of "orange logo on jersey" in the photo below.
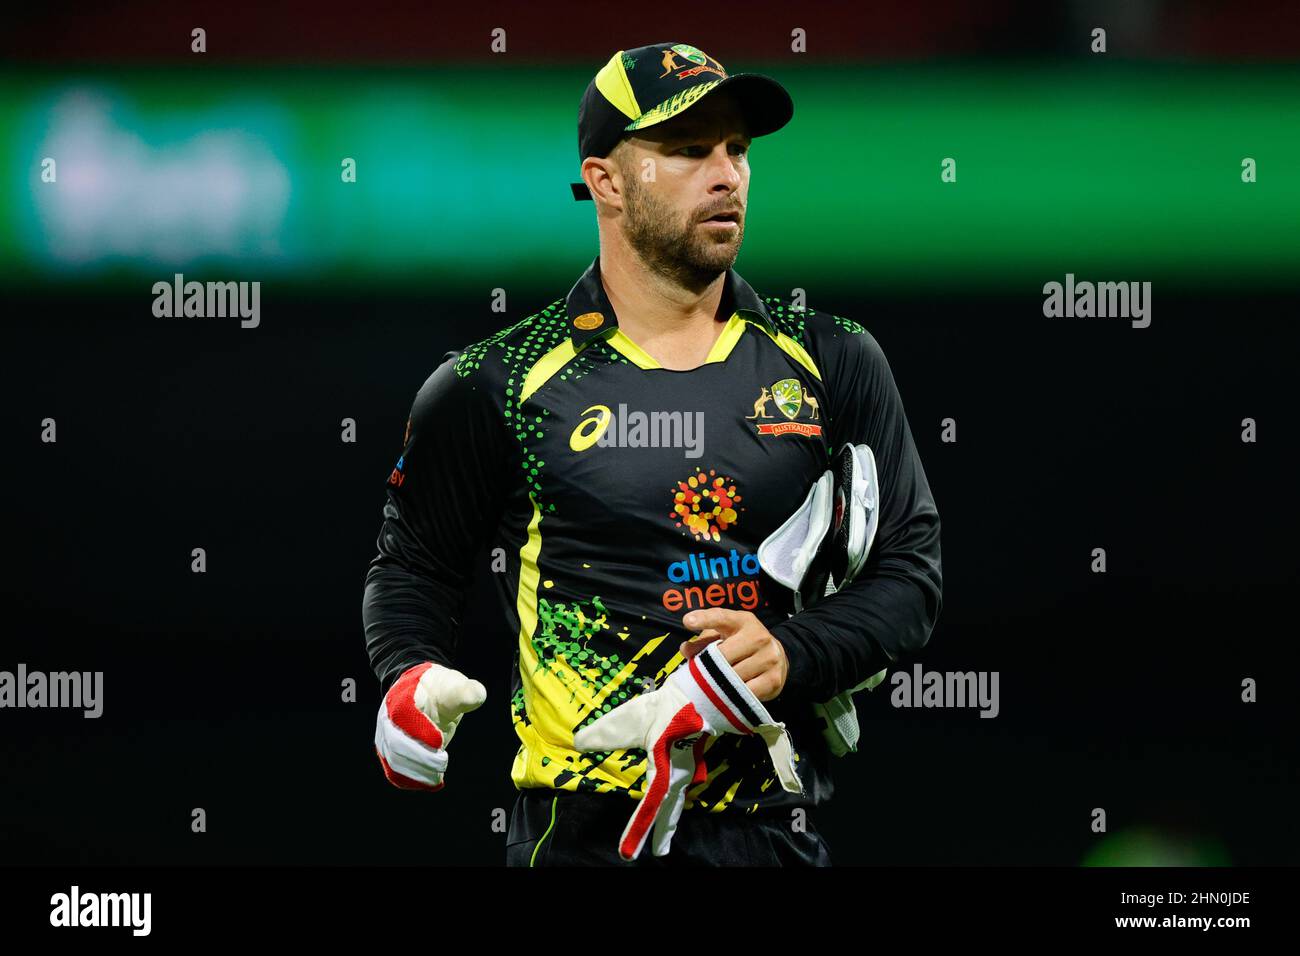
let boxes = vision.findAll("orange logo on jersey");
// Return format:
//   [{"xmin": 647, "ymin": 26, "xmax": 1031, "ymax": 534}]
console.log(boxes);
[
  {"xmin": 669, "ymin": 469, "xmax": 742, "ymax": 542},
  {"xmin": 573, "ymin": 311, "xmax": 604, "ymax": 331}
]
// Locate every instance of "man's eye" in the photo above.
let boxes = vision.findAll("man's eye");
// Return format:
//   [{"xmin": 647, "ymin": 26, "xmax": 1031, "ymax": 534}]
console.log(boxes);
[{"xmin": 678, "ymin": 144, "xmax": 749, "ymax": 156}]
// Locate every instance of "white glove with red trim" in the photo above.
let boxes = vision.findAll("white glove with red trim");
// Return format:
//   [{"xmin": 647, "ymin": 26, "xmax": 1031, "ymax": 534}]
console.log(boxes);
[
  {"xmin": 572, "ymin": 640, "xmax": 803, "ymax": 861},
  {"xmin": 374, "ymin": 662, "xmax": 486, "ymax": 791}
]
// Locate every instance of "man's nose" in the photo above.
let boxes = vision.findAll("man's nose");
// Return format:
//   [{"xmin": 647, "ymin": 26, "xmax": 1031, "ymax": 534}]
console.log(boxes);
[{"xmin": 707, "ymin": 143, "xmax": 742, "ymax": 192}]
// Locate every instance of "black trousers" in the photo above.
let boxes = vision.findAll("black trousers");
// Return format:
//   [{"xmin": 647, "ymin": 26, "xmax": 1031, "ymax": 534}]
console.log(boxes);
[{"xmin": 505, "ymin": 787, "xmax": 833, "ymax": 867}]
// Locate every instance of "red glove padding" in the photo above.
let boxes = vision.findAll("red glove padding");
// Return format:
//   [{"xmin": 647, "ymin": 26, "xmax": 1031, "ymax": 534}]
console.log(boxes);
[{"xmin": 374, "ymin": 662, "xmax": 486, "ymax": 790}]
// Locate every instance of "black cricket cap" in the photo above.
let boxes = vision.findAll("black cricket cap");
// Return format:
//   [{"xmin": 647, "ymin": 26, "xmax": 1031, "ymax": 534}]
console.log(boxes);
[{"xmin": 571, "ymin": 42, "xmax": 794, "ymax": 201}]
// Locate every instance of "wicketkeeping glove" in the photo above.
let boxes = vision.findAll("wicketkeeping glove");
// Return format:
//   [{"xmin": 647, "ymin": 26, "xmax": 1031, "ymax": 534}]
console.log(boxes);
[
  {"xmin": 374, "ymin": 661, "xmax": 486, "ymax": 791},
  {"xmin": 572, "ymin": 640, "xmax": 803, "ymax": 861},
  {"xmin": 758, "ymin": 442, "xmax": 888, "ymax": 756}
]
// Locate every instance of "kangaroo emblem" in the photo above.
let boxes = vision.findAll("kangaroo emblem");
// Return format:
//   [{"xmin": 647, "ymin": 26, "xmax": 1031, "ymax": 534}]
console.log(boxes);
[{"xmin": 746, "ymin": 386, "xmax": 773, "ymax": 419}]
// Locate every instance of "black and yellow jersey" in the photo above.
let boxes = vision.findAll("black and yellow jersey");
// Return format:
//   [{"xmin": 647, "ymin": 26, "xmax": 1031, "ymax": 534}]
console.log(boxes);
[{"xmin": 363, "ymin": 255, "xmax": 942, "ymax": 814}]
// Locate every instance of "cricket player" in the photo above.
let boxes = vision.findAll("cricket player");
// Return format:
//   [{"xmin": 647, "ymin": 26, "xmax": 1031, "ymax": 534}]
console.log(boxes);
[{"xmin": 363, "ymin": 41, "xmax": 942, "ymax": 866}]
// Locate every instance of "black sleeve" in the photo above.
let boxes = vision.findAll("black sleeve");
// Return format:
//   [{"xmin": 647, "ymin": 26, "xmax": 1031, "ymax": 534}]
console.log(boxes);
[
  {"xmin": 362, "ymin": 351, "xmax": 512, "ymax": 695},
  {"xmin": 770, "ymin": 320, "xmax": 943, "ymax": 704}
]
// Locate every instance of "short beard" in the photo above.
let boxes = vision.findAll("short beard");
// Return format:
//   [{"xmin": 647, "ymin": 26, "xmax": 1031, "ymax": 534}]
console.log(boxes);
[{"xmin": 621, "ymin": 168, "xmax": 743, "ymax": 294}]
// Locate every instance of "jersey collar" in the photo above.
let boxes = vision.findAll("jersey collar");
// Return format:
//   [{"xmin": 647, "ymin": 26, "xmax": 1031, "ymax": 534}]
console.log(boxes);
[{"xmin": 563, "ymin": 254, "xmax": 775, "ymax": 348}]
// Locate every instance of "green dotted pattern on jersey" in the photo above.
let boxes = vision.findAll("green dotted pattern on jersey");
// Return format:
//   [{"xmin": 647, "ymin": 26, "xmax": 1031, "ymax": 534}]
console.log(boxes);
[
  {"xmin": 832, "ymin": 314, "xmax": 868, "ymax": 335},
  {"xmin": 761, "ymin": 295, "xmax": 812, "ymax": 346},
  {"xmin": 529, "ymin": 595, "xmax": 620, "ymax": 704},
  {"xmin": 763, "ymin": 296, "xmax": 845, "ymax": 463},
  {"xmin": 762, "ymin": 294, "xmax": 868, "ymax": 340},
  {"xmin": 511, "ymin": 588, "xmax": 659, "ymax": 794},
  {"xmin": 551, "ymin": 333, "xmax": 611, "ymax": 389},
  {"xmin": 453, "ymin": 296, "xmax": 651, "ymax": 514},
  {"xmin": 587, "ymin": 336, "xmax": 634, "ymax": 367},
  {"xmin": 453, "ymin": 298, "xmax": 575, "ymax": 508},
  {"xmin": 510, "ymin": 593, "xmax": 642, "ymax": 730},
  {"xmin": 478, "ymin": 292, "xmax": 835, "ymax": 801},
  {"xmin": 458, "ymin": 300, "xmax": 662, "ymax": 791}
]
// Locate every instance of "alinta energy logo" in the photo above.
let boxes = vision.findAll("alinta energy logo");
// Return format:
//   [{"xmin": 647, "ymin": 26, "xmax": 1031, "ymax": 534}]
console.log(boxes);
[
  {"xmin": 745, "ymin": 378, "xmax": 823, "ymax": 439},
  {"xmin": 661, "ymin": 546, "xmax": 764, "ymax": 614},
  {"xmin": 387, "ymin": 454, "xmax": 406, "ymax": 489},
  {"xmin": 661, "ymin": 469, "xmax": 764, "ymax": 613},
  {"xmin": 386, "ymin": 417, "xmax": 416, "ymax": 488}
]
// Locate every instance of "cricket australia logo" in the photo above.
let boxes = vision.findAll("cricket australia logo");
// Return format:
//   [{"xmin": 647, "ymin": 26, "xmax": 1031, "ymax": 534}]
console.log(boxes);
[
  {"xmin": 745, "ymin": 378, "xmax": 824, "ymax": 438},
  {"xmin": 659, "ymin": 44, "xmax": 726, "ymax": 81}
]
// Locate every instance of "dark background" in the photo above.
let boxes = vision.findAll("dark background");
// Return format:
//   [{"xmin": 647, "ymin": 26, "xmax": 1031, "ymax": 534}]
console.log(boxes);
[
  {"xmin": 3, "ymin": 286, "xmax": 1295, "ymax": 866},
  {"xmin": 2, "ymin": 0, "xmax": 1297, "ymax": 867}
]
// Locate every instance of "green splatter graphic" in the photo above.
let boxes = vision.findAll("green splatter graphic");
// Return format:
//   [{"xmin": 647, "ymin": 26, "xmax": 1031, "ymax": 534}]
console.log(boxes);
[
  {"xmin": 832, "ymin": 314, "xmax": 868, "ymax": 335},
  {"xmin": 511, "ymin": 593, "xmax": 638, "ymax": 722},
  {"xmin": 453, "ymin": 298, "xmax": 574, "ymax": 503},
  {"xmin": 475, "ymin": 291, "xmax": 826, "ymax": 806},
  {"xmin": 764, "ymin": 295, "xmax": 812, "ymax": 346},
  {"xmin": 512, "ymin": 590, "xmax": 656, "ymax": 791},
  {"xmin": 589, "ymin": 337, "xmax": 633, "ymax": 367},
  {"xmin": 453, "ymin": 310, "xmax": 542, "ymax": 378},
  {"xmin": 764, "ymin": 297, "xmax": 833, "ymax": 466},
  {"xmin": 529, "ymin": 595, "xmax": 626, "ymax": 703}
]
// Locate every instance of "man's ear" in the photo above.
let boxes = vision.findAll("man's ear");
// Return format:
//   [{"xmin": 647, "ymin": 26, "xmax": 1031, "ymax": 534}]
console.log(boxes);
[
  {"xmin": 589, "ymin": 140, "xmax": 638, "ymax": 206},
  {"xmin": 581, "ymin": 155, "xmax": 618, "ymax": 204}
]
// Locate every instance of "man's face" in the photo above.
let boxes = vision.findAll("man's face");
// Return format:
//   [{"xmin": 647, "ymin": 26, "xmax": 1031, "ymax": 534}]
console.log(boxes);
[{"xmin": 614, "ymin": 91, "xmax": 752, "ymax": 284}]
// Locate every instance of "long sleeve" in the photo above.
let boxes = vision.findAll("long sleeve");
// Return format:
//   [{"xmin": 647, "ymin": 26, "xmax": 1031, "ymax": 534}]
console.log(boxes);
[
  {"xmin": 770, "ymin": 318, "xmax": 943, "ymax": 704},
  {"xmin": 362, "ymin": 350, "xmax": 512, "ymax": 694}
]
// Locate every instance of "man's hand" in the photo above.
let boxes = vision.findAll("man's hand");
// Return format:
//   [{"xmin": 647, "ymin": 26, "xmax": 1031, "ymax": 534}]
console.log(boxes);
[
  {"xmin": 679, "ymin": 608, "xmax": 790, "ymax": 702},
  {"xmin": 572, "ymin": 639, "xmax": 803, "ymax": 860},
  {"xmin": 374, "ymin": 662, "xmax": 486, "ymax": 791}
]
